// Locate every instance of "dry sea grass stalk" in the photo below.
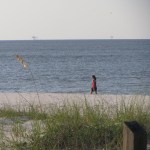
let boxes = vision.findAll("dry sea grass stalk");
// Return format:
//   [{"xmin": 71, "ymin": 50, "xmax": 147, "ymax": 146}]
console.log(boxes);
[
  {"xmin": 16, "ymin": 55, "xmax": 42, "ymax": 110},
  {"xmin": 16, "ymin": 55, "xmax": 29, "ymax": 69}
]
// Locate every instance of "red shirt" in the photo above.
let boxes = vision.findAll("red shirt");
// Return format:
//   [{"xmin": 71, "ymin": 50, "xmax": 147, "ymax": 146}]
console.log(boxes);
[{"xmin": 92, "ymin": 79, "xmax": 96, "ymax": 88}]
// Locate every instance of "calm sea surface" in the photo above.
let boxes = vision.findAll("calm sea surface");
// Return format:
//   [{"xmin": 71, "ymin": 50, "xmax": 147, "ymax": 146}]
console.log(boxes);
[{"xmin": 0, "ymin": 40, "xmax": 150, "ymax": 95}]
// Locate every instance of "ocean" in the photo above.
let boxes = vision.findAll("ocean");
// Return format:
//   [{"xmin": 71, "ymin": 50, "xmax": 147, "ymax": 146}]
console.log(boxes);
[{"xmin": 0, "ymin": 40, "xmax": 150, "ymax": 95}]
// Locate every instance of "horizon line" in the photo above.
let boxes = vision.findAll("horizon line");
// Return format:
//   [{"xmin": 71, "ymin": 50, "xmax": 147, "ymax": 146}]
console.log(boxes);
[{"xmin": 0, "ymin": 38, "xmax": 150, "ymax": 41}]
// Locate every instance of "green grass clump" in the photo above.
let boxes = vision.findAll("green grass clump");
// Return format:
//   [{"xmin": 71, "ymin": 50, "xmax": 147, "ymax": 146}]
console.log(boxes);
[
  {"xmin": 0, "ymin": 96, "xmax": 150, "ymax": 150},
  {"xmin": 28, "ymin": 97, "xmax": 150, "ymax": 150},
  {"xmin": 0, "ymin": 105, "xmax": 48, "ymax": 120}
]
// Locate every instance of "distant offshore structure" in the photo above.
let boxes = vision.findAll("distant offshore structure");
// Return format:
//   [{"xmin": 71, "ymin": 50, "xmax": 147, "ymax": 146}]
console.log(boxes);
[
  {"xmin": 32, "ymin": 36, "xmax": 38, "ymax": 40},
  {"xmin": 110, "ymin": 36, "xmax": 114, "ymax": 39}
]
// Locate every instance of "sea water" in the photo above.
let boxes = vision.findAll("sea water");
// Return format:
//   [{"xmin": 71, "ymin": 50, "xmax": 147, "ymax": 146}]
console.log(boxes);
[{"xmin": 0, "ymin": 40, "xmax": 150, "ymax": 95}]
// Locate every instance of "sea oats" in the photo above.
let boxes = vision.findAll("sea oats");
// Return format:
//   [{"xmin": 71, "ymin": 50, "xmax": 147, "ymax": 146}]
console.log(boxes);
[{"xmin": 16, "ymin": 55, "xmax": 29, "ymax": 69}]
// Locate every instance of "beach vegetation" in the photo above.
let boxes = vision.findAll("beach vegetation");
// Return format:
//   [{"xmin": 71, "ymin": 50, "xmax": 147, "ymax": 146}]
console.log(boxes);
[{"xmin": 0, "ymin": 96, "xmax": 150, "ymax": 149}]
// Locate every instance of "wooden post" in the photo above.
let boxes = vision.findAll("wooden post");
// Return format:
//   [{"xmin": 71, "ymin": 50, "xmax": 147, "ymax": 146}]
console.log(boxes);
[{"xmin": 123, "ymin": 121, "xmax": 147, "ymax": 150}]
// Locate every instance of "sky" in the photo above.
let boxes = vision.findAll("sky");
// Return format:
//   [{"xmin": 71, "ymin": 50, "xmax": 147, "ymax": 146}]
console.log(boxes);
[{"xmin": 0, "ymin": 0, "xmax": 150, "ymax": 40}]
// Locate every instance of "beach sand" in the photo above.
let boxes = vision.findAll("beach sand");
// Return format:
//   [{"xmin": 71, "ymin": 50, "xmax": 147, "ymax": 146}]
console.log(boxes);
[{"xmin": 0, "ymin": 92, "xmax": 149, "ymax": 109}]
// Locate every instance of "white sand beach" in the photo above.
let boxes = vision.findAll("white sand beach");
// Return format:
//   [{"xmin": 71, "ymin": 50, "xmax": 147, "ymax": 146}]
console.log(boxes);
[{"xmin": 0, "ymin": 92, "xmax": 150, "ymax": 109}]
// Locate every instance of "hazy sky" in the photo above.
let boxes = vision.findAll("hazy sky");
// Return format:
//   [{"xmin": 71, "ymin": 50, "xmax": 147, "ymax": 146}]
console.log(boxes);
[{"xmin": 0, "ymin": 0, "xmax": 150, "ymax": 40}]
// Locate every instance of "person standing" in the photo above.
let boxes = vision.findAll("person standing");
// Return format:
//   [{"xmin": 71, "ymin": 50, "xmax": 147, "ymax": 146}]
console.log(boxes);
[{"xmin": 91, "ymin": 75, "xmax": 97, "ymax": 94}]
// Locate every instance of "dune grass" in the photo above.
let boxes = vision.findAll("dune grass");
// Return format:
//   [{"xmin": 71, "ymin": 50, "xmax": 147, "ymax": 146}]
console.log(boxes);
[
  {"xmin": 0, "ymin": 107, "xmax": 47, "ymax": 121},
  {"xmin": 0, "ymin": 95, "xmax": 150, "ymax": 150}
]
